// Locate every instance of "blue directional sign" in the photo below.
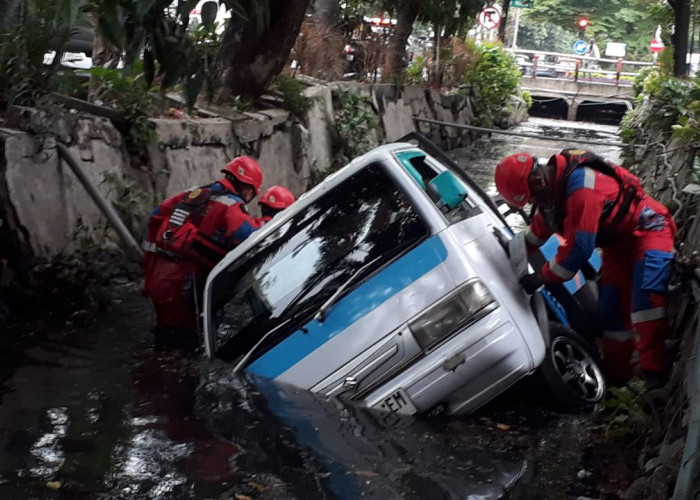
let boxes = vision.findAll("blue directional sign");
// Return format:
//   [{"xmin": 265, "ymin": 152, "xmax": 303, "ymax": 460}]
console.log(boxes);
[{"xmin": 573, "ymin": 40, "xmax": 588, "ymax": 54}]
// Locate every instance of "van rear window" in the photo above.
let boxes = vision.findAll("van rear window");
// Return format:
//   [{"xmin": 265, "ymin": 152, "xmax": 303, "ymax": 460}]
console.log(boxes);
[{"xmin": 209, "ymin": 163, "xmax": 429, "ymax": 362}]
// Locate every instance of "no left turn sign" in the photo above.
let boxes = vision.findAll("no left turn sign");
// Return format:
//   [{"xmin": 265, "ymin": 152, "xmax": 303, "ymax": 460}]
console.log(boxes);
[{"xmin": 478, "ymin": 6, "xmax": 502, "ymax": 30}]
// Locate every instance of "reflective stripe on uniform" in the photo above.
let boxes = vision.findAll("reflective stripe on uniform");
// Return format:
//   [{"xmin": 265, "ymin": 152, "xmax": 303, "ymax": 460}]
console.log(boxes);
[
  {"xmin": 142, "ymin": 240, "xmax": 157, "ymax": 253},
  {"xmin": 210, "ymin": 195, "xmax": 239, "ymax": 206},
  {"xmin": 603, "ymin": 329, "xmax": 636, "ymax": 342},
  {"xmin": 630, "ymin": 307, "xmax": 666, "ymax": 324},
  {"xmin": 525, "ymin": 228, "xmax": 546, "ymax": 247},
  {"xmin": 548, "ymin": 259, "xmax": 576, "ymax": 280},
  {"xmin": 170, "ymin": 207, "xmax": 188, "ymax": 225},
  {"xmin": 582, "ymin": 167, "xmax": 596, "ymax": 189}
]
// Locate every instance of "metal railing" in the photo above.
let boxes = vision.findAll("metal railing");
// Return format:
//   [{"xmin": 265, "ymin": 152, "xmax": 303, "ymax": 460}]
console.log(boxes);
[{"xmin": 507, "ymin": 48, "xmax": 656, "ymax": 86}]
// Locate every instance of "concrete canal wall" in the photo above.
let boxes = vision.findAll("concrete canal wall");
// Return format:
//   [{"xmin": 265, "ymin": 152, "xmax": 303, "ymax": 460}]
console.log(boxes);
[{"xmin": 0, "ymin": 83, "xmax": 527, "ymax": 263}]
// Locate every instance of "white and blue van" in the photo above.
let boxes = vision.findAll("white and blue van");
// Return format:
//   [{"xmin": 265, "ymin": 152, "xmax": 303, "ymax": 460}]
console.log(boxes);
[{"xmin": 203, "ymin": 136, "xmax": 605, "ymax": 416}]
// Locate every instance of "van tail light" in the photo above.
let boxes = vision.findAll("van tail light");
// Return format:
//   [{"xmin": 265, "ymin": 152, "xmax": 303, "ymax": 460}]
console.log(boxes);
[{"xmin": 408, "ymin": 280, "xmax": 496, "ymax": 350}]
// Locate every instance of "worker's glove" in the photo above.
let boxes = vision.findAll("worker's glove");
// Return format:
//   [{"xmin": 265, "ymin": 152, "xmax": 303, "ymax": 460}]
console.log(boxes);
[{"xmin": 519, "ymin": 273, "xmax": 544, "ymax": 294}]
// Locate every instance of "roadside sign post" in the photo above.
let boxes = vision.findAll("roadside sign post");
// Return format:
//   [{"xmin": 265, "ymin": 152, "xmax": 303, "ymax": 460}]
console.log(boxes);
[
  {"xmin": 650, "ymin": 39, "xmax": 664, "ymax": 53},
  {"xmin": 477, "ymin": 5, "xmax": 502, "ymax": 31},
  {"xmin": 509, "ymin": 0, "xmax": 534, "ymax": 48},
  {"xmin": 650, "ymin": 38, "xmax": 664, "ymax": 63},
  {"xmin": 573, "ymin": 40, "xmax": 588, "ymax": 55}
]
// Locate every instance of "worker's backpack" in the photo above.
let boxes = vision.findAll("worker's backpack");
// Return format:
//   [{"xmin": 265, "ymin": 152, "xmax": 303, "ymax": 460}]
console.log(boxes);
[
  {"xmin": 156, "ymin": 186, "xmax": 227, "ymax": 268},
  {"xmin": 557, "ymin": 149, "xmax": 643, "ymax": 228}
]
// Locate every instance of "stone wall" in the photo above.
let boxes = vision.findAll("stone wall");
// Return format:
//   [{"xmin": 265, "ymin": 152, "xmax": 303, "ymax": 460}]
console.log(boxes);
[{"xmin": 0, "ymin": 83, "xmax": 527, "ymax": 265}]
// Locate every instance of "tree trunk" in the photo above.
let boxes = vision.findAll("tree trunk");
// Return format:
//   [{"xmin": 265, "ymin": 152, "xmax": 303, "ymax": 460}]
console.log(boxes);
[
  {"xmin": 313, "ymin": 0, "xmax": 341, "ymax": 29},
  {"xmin": 669, "ymin": 0, "xmax": 691, "ymax": 77},
  {"xmin": 212, "ymin": 0, "xmax": 311, "ymax": 103},
  {"xmin": 498, "ymin": 0, "xmax": 510, "ymax": 42},
  {"xmin": 382, "ymin": 0, "xmax": 420, "ymax": 79}
]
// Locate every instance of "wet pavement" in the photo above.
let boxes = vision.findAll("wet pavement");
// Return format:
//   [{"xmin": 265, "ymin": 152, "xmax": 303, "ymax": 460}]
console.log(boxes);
[{"xmin": 0, "ymin": 118, "xmax": 636, "ymax": 499}]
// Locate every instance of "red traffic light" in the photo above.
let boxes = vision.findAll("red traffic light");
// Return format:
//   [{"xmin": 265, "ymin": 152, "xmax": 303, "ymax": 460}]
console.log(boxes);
[{"xmin": 577, "ymin": 17, "xmax": 589, "ymax": 29}]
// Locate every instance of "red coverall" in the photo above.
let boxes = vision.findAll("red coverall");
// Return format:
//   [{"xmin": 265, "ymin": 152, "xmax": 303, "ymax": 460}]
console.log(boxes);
[
  {"xmin": 525, "ymin": 150, "xmax": 676, "ymax": 384},
  {"xmin": 142, "ymin": 178, "xmax": 262, "ymax": 335}
]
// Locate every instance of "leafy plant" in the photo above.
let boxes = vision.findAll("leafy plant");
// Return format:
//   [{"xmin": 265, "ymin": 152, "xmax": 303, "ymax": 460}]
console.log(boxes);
[
  {"xmin": 458, "ymin": 42, "xmax": 522, "ymax": 128},
  {"xmin": 328, "ymin": 89, "xmax": 379, "ymax": 173},
  {"xmin": 600, "ymin": 380, "xmax": 653, "ymax": 439},
  {"xmin": 515, "ymin": 21, "xmax": 578, "ymax": 54},
  {"xmin": 228, "ymin": 94, "xmax": 253, "ymax": 113},
  {"xmin": 89, "ymin": 0, "xmax": 207, "ymax": 110},
  {"xmin": 100, "ymin": 171, "xmax": 153, "ymax": 238},
  {"xmin": 632, "ymin": 66, "xmax": 663, "ymax": 97},
  {"xmin": 35, "ymin": 220, "xmax": 131, "ymax": 318},
  {"xmin": 187, "ymin": 18, "xmax": 224, "ymax": 102},
  {"xmin": 269, "ymin": 75, "xmax": 314, "ymax": 120},
  {"xmin": 0, "ymin": 0, "xmax": 84, "ymax": 109},
  {"xmin": 88, "ymin": 64, "xmax": 163, "ymax": 156},
  {"xmin": 405, "ymin": 55, "xmax": 427, "ymax": 84}
]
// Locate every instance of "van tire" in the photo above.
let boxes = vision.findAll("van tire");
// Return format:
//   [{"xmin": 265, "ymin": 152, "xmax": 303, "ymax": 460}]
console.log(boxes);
[{"xmin": 541, "ymin": 323, "xmax": 606, "ymax": 407}]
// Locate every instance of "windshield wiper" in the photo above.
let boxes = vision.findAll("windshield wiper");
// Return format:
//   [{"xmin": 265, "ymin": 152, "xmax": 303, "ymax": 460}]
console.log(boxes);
[
  {"xmin": 232, "ymin": 297, "xmax": 323, "ymax": 372},
  {"xmin": 232, "ymin": 279, "xmax": 329, "ymax": 372},
  {"xmin": 314, "ymin": 255, "xmax": 383, "ymax": 323},
  {"xmin": 233, "ymin": 317, "xmax": 293, "ymax": 372}
]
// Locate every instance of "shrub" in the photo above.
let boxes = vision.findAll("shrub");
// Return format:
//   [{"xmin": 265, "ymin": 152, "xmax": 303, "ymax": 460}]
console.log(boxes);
[
  {"xmin": 458, "ymin": 42, "xmax": 522, "ymax": 128},
  {"xmin": 269, "ymin": 75, "xmax": 314, "ymax": 120},
  {"xmin": 88, "ymin": 64, "xmax": 163, "ymax": 157},
  {"xmin": 327, "ymin": 89, "xmax": 379, "ymax": 175}
]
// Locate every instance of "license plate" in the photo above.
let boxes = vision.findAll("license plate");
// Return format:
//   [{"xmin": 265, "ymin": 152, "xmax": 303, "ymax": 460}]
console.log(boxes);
[{"xmin": 371, "ymin": 388, "xmax": 417, "ymax": 415}]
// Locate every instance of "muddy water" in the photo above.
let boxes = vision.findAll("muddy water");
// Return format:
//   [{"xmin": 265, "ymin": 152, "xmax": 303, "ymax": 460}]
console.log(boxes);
[{"xmin": 0, "ymin": 118, "xmax": 629, "ymax": 499}]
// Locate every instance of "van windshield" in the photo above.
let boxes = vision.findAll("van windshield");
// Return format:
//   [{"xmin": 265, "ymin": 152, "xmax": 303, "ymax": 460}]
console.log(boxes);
[{"xmin": 208, "ymin": 162, "xmax": 430, "ymax": 362}]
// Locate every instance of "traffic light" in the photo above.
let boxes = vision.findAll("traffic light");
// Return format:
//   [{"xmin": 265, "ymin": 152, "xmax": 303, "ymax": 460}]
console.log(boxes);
[{"xmin": 577, "ymin": 17, "xmax": 589, "ymax": 40}]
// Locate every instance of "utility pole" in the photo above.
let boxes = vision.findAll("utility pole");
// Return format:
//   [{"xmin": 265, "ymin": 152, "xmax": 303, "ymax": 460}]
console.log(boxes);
[
  {"xmin": 668, "ymin": 0, "xmax": 691, "ymax": 76},
  {"xmin": 511, "ymin": 7, "xmax": 521, "ymax": 48},
  {"xmin": 498, "ymin": 0, "xmax": 510, "ymax": 41}
]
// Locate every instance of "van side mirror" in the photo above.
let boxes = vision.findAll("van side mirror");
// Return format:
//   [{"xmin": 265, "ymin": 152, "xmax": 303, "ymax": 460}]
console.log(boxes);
[{"xmin": 427, "ymin": 171, "xmax": 468, "ymax": 212}]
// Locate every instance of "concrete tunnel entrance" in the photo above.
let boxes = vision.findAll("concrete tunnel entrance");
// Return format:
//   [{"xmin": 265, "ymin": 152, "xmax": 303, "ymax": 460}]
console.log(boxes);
[
  {"xmin": 529, "ymin": 96, "xmax": 568, "ymax": 120},
  {"xmin": 528, "ymin": 95, "xmax": 630, "ymax": 125},
  {"xmin": 574, "ymin": 100, "xmax": 630, "ymax": 125}
]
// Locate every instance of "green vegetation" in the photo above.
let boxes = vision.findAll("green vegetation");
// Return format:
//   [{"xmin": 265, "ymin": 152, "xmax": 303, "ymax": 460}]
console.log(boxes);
[
  {"xmin": 89, "ymin": 65, "xmax": 163, "ymax": 157},
  {"xmin": 515, "ymin": 21, "xmax": 578, "ymax": 54},
  {"xmin": 0, "ymin": 0, "xmax": 84, "ymax": 108},
  {"xmin": 458, "ymin": 42, "xmax": 522, "ymax": 128},
  {"xmin": 100, "ymin": 171, "xmax": 153, "ymax": 239},
  {"xmin": 524, "ymin": 0, "xmax": 671, "ymax": 60},
  {"xmin": 600, "ymin": 381, "xmax": 653, "ymax": 439},
  {"xmin": 620, "ymin": 68, "xmax": 697, "ymax": 166},
  {"xmin": 269, "ymin": 75, "xmax": 315, "ymax": 120},
  {"xmin": 329, "ymin": 89, "xmax": 379, "ymax": 173}
]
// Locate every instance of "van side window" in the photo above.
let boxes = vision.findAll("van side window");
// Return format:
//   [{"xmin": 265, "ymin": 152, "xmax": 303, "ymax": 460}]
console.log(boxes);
[
  {"xmin": 209, "ymin": 163, "xmax": 429, "ymax": 362},
  {"xmin": 396, "ymin": 151, "xmax": 482, "ymax": 224}
]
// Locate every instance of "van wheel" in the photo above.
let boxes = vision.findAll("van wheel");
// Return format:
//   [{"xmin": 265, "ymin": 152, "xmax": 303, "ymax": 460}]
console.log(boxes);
[{"xmin": 541, "ymin": 323, "xmax": 606, "ymax": 406}]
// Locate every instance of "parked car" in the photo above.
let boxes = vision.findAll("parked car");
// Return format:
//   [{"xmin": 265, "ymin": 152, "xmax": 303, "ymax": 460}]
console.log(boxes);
[
  {"xmin": 514, "ymin": 54, "xmax": 531, "ymax": 75},
  {"xmin": 203, "ymin": 134, "xmax": 606, "ymax": 416},
  {"xmin": 43, "ymin": 24, "xmax": 94, "ymax": 69},
  {"xmin": 186, "ymin": 0, "xmax": 230, "ymax": 33}
]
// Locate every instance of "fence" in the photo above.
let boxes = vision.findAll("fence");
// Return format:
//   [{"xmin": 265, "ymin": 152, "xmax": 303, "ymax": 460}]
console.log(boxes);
[{"xmin": 507, "ymin": 48, "xmax": 656, "ymax": 86}]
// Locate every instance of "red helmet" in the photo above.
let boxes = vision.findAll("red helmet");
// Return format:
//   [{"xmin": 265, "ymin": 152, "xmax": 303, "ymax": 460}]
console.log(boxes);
[
  {"xmin": 494, "ymin": 153, "xmax": 536, "ymax": 208},
  {"xmin": 221, "ymin": 156, "xmax": 263, "ymax": 195},
  {"xmin": 259, "ymin": 185, "xmax": 295, "ymax": 209}
]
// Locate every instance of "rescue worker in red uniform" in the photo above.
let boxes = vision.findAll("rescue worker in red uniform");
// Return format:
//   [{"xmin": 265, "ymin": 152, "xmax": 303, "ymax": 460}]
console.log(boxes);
[
  {"xmin": 142, "ymin": 156, "xmax": 264, "ymax": 349},
  {"xmin": 495, "ymin": 149, "xmax": 676, "ymax": 387},
  {"xmin": 257, "ymin": 185, "xmax": 295, "ymax": 224}
]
